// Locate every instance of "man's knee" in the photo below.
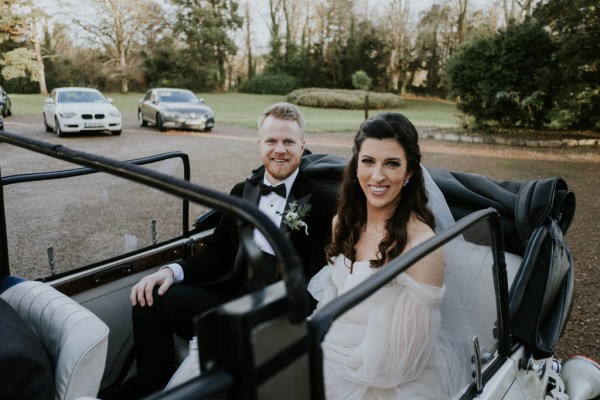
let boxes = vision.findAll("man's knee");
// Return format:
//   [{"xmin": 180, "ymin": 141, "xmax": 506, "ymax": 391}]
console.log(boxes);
[{"xmin": 132, "ymin": 286, "xmax": 164, "ymax": 323}]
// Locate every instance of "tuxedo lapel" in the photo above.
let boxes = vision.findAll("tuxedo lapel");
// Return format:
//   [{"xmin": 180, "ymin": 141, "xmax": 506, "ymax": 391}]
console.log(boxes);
[
  {"xmin": 234, "ymin": 172, "xmax": 263, "ymax": 280},
  {"xmin": 242, "ymin": 172, "xmax": 263, "ymax": 205}
]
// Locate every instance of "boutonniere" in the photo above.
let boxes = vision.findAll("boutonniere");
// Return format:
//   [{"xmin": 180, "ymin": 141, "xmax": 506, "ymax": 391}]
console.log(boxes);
[{"xmin": 278, "ymin": 201, "xmax": 312, "ymax": 235}]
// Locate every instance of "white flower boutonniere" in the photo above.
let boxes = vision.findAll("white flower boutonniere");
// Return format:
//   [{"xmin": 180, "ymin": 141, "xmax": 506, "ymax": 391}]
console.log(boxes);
[{"xmin": 278, "ymin": 201, "xmax": 312, "ymax": 235}]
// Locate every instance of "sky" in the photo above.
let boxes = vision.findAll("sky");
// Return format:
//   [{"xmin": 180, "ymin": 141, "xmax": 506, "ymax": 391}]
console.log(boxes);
[
  {"xmin": 245, "ymin": 0, "xmax": 493, "ymax": 52},
  {"xmin": 38, "ymin": 0, "xmax": 495, "ymax": 53}
]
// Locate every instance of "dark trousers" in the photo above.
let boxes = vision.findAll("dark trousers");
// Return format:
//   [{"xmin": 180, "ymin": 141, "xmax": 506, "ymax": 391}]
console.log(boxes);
[{"xmin": 132, "ymin": 284, "xmax": 230, "ymax": 390}]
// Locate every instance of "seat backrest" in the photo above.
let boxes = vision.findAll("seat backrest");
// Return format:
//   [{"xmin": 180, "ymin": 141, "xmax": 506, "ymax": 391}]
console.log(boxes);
[
  {"xmin": 0, "ymin": 280, "xmax": 109, "ymax": 400},
  {"xmin": 509, "ymin": 219, "xmax": 574, "ymax": 359}
]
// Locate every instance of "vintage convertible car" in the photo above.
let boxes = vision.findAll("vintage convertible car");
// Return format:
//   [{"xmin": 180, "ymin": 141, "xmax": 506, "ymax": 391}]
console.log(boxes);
[{"xmin": 0, "ymin": 131, "xmax": 598, "ymax": 400}]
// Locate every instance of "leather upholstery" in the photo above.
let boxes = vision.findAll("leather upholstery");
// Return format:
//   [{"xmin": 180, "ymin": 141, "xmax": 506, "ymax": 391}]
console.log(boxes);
[{"xmin": 0, "ymin": 280, "xmax": 109, "ymax": 400}]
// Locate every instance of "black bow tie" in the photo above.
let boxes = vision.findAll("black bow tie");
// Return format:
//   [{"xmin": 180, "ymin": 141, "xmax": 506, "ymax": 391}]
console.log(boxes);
[{"xmin": 259, "ymin": 182, "xmax": 287, "ymax": 198}]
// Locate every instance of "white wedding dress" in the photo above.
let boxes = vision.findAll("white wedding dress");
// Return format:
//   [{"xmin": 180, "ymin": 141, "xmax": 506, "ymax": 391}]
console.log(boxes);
[{"xmin": 308, "ymin": 254, "xmax": 463, "ymax": 400}]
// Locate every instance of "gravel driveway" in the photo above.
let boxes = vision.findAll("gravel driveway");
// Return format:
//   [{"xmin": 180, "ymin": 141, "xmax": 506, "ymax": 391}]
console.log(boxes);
[{"xmin": 2, "ymin": 113, "xmax": 599, "ymax": 363}]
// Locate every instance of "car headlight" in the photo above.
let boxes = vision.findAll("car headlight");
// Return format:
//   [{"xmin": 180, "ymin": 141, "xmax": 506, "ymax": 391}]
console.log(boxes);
[
  {"xmin": 163, "ymin": 111, "xmax": 176, "ymax": 118},
  {"xmin": 206, "ymin": 111, "xmax": 214, "ymax": 118},
  {"xmin": 109, "ymin": 110, "xmax": 121, "ymax": 117},
  {"xmin": 59, "ymin": 111, "xmax": 77, "ymax": 118}
]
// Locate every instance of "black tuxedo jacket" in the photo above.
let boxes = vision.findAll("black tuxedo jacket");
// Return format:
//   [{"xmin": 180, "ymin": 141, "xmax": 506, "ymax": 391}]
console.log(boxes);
[{"xmin": 178, "ymin": 169, "xmax": 336, "ymax": 297}]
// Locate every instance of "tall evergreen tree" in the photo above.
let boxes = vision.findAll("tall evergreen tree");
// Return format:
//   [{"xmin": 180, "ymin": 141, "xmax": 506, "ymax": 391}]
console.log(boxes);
[
  {"xmin": 533, "ymin": 0, "xmax": 600, "ymax": 129},
  {"xmin": 172, "ymin": 0, "xmax": 242, "ymax": 91}
]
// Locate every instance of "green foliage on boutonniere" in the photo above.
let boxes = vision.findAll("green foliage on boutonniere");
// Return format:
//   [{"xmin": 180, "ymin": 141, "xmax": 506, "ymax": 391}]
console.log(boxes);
[{"xmin": 278, "ymin": 201, "xmax": 311, "ymax": 235}]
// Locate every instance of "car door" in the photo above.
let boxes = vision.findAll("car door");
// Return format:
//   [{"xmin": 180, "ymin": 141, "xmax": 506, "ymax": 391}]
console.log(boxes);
[
  {"xmin": 140, "ymin": 90, "xmax": 154, "ymax": 123},
  {"xmin": 159, "ymin": 208, "xmax": 514, "ymax": 400},
  {"xmin": 43, "ymin": 90, "xmax": 58, "ymax": 127}
]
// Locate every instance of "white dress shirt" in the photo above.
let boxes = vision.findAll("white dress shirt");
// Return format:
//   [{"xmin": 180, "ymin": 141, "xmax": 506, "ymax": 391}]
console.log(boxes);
[{"xmin": 164, "ymin": 168, "xmax": 299, "ymax": 283}]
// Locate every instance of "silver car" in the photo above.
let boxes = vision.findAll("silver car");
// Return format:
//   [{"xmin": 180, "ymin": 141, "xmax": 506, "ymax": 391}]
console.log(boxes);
[
  {"xmin": 138, "ymin": 88, "xmax": 215, "ymax": 132},
  {"xmin": 0, "ymin": 85, "xmax": 11, "ymax": 118}
]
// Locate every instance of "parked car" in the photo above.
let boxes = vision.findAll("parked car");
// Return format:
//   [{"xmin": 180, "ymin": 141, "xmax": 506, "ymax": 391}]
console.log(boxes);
[
  {"xmin": 42, "ymin": 87, "xmax": 122, "ymax": 137},
  {"xmin": 0, "ymin": 131, "xmax": 599, "ymax": 400},
  {"xmin": 0, "ymin": 85, "xmax": 11, "ymax": 118},
  {"xmin": 138, "ymin": 88, "xmax": 215, "ymax": 132}
]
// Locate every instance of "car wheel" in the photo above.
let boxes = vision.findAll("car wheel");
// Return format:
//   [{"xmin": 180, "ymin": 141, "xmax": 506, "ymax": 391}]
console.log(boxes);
[
  {"xmin": 204, "ymin": 127, "xmax": 213, "ymax": 132},
  {"xmin": 43, "ymin": 114, "xmax": 53, "ymax": 132},
  {"xmin": 138, "ymin": 110, "xmax": 147, "ymax": 127},
  {"xmin": 156, "ymin": 113, "xmax": 166, "ymax": 132},
  {"xmin": 55, "ymin": 117, "xmax": 65, "ymax": 137},
  {"xmin": 6, "ymin": 107, "xmax": 11, "ymax": 117},
  {"xmin": 112, "ymin": 130, "xmax": 122, "ymax": 136}
]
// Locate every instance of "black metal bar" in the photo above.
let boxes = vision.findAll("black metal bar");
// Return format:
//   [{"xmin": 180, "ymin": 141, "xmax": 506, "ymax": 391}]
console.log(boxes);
[
  {"xmin": 489, "ymin": 212, "xmax": 511, "ymax": 358},
  {"xmin": 306, "ymin": 208, "xmax": 504, "ymax": 399},
  {"xmin": 0, "ymin": 166, "xmax": 9, "ymax": 279},
  {"xmin": 0, "ymin": 131, "xmax": 309, "ymax": 323}
]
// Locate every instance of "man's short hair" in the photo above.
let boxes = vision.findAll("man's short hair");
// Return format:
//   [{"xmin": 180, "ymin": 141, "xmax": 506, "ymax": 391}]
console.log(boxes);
[{"xmin": 258, "ymin": 102, "xmax": 305, "ymax": 136}]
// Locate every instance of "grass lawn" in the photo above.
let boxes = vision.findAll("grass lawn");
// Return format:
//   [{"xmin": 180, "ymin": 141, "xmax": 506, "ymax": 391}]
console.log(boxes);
[{"xmin": 10, "ymin": 92, "xmax": 461, "ymax": 132}]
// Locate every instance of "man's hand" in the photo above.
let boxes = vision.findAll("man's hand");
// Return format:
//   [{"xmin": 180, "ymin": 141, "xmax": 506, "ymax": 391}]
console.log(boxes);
[{"xmin": 130, "ymin": 267, "xmax": 175, "ymax": 307}]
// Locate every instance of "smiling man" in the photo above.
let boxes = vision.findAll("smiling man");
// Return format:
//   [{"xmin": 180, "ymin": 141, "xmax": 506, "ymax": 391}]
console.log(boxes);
[{"xmin": 110, "ymin": 103, "xmax": 337, "ymax": 399}]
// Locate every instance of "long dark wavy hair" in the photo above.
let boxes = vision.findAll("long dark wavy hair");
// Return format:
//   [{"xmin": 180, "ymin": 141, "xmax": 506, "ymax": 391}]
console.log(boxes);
[{"xmin": 325, "ymin": 112, "xmax": 435, "ymax": 268}]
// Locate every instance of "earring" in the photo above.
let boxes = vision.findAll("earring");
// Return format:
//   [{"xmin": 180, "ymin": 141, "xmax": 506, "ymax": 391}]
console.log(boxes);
[{"xmin": 403, "ymin": 178, "xmax": 409, "ymax": 187}]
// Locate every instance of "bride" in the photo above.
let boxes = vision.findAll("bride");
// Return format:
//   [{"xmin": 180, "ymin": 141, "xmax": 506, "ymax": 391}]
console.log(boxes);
[{"xmin": 308, "ymin": 112, "xmax": 462, "ymax": 399}]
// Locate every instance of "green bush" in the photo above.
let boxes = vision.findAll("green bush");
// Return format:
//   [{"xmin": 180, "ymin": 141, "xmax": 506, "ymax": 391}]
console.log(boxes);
[
  {"xmin": 239, "ymin": 73, "xmax": 301, "ymax": 95},
  {"xmin": 444, "ymin": 21, "xmax": 556, "ymax": 129},
  {"xmin": 351, "ymin": 71, "xmax": 372, "ymax": 91},
  {"xmin": 286, "ymin": 88, "xmax": 404, "ymax": 110}
]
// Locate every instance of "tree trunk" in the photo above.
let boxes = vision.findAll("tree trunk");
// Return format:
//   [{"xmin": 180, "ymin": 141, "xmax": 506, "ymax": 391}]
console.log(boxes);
[
  {"xmin": 30, "ymin": 19, "xmax": 48, "ymax": 95},
  {"xmin": 120, "ymin": 46, "xmax": 128, "ymax": 93}
]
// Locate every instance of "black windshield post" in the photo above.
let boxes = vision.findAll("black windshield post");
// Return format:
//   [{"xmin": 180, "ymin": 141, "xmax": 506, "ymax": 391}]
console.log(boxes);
[{"xmin": 0, "ymin": 165, "xmax": 9, "ymax": 279}]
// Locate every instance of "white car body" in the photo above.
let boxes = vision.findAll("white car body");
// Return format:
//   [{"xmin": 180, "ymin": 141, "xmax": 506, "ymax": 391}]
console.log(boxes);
[{"xmin": 43, "ymin": 87, "xmax": 122, "ymax": 136}]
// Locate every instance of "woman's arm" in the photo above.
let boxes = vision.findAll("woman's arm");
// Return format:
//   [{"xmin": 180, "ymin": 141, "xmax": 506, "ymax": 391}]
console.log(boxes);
[{"xmin": 404, "ymin": 218, "xmax": 445, "ymax": 287}]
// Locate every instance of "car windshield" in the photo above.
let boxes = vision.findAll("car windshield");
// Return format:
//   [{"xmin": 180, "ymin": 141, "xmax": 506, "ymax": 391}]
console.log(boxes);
[
  {"xmin": 158, "ymin": 91, "xmax": 196, "ymax": 103},
  {"xmin": 58, "ymin": 90, "xmax": 106, "ymax": 103}
]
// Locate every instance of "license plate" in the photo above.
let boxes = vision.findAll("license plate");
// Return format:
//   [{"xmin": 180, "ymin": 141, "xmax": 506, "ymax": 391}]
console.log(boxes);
[
  {"xmin": 85, "ymin": 122, "xmax": 104, "ymax": 128},
  {"xmin": 186, "ymin": 119, "xmax": 202, "ymax": 125}
]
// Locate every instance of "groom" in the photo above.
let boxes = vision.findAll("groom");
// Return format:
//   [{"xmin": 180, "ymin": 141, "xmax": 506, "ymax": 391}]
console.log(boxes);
[{"xmin": 114, "ymin": 102, "xmax": 337, "ymax": 398}]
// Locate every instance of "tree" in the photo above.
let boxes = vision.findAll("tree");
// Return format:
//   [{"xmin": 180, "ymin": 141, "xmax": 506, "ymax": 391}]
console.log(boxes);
[
  {"xmin": 411, "ymin": 4, "xmax": 453, "ymax": 95},
  {"xmin": 351, "ymin": 20, "xmax": 392, "ymax": 91},
  {"xmin": 444, "ymin": 20, "xmax": 556, "ymax": 128},
  {"xmin": 243, "ymin": 1, "xmax": 255, "ymax": 80},
  {"xmin": 351, "ymin": 70, "xmax": 372, "ymax": 91},
  {"xmin": 171, "ymin": 0, "xmax": 242, "ymax": 91},
  {"xmin": 59, "ymin": 0, "xmax": 165, "ymax": 92},
  {"xmin": 0, "ymin": 0, "xmax": 49, "ymax": 94},
  {"xmin": 502, "ymin": 0, "xmax": 539, "ymax": 22},
  {"xmin": 533, "ymin": 0, "xmax": 600, "ymax": 130},
  {"xmin": 383, "ymin": 0, "xmax": 412, "ymax": 93}
]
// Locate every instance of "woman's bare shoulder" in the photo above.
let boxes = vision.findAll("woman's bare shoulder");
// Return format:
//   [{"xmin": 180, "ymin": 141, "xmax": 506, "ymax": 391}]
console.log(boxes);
[{"xmin": 406, "ymin": 215, "xmax": 436, "ymax": 247}]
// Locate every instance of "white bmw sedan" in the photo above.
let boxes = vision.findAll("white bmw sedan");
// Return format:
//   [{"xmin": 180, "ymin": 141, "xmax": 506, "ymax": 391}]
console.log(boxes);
[{"xmin": 43, "ymin": 87, "xmax": 122, "ymax": 136}]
